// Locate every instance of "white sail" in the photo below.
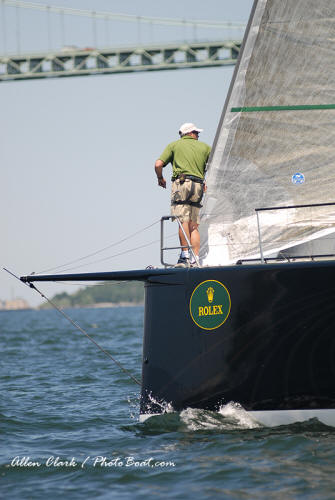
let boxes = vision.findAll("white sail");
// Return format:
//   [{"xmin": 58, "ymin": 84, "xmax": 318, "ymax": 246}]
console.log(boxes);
[{"xmin": 200, "ymin": 0, "xmax": 335, "ymax": 265}]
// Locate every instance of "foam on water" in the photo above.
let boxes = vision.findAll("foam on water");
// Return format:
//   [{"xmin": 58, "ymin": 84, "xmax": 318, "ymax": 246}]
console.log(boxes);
[
  {"xmin": 140, "ymin": 400, "xmax": 262, "ymax": 429},
  {"xmin": 218, "ymin": 402, "xmax": 263, "ymax": 428},
  {"xmin": 180, "ymin": 402, "xmax": 262, "ymax": 431}
]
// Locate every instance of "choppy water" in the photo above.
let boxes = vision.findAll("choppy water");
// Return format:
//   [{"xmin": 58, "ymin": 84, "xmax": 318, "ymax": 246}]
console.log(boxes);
[{"xmin": 1, "ymin": 307, "xmax": 335, "ymax": 499}]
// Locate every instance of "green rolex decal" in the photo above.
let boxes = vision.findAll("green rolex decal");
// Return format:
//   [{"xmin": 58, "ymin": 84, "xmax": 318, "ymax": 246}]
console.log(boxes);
[{"xmin": 189, "ymin": 280, "xmax": 231, "ymax": 331}]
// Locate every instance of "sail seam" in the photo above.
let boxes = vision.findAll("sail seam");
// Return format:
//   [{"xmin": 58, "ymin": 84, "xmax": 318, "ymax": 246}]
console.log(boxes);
[{"xmin": 231, "ymin": 104, "xmax": 335, "ymax": 112}]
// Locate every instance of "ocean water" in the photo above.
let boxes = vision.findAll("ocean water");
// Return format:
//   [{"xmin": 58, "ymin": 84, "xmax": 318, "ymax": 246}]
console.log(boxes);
[{"xmin": 1, "ymin": 307, "xmax": 335, "ymax": 499}]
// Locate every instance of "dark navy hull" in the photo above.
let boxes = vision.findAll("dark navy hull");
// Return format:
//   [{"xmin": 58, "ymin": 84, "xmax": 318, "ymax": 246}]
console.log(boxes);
[
  {"xmin": 140, "ymin": 261, "xmax": 335, "ymax": 418},
  {"xmin": 20, "ymin": 261, "xmax": 335, "ymax": 425}
]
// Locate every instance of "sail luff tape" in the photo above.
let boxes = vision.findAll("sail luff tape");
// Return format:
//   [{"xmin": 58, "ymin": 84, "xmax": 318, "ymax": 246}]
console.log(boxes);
[{"xmin": 231, "ymin": 104, "xmax": 335, "ymax": 112}]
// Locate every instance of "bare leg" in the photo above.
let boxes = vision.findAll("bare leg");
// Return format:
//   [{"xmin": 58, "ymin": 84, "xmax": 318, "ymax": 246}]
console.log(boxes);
[
  {"xmin": 179, "ymin": 222, "xmax": 191, "ymax": 251},
  {"xmin": 189, "ymin": 222, "xmax": 200, "ymax": 256},
  {"xmin": 178, "ymin": 221, "xmax": 200, "ymax": 256}
]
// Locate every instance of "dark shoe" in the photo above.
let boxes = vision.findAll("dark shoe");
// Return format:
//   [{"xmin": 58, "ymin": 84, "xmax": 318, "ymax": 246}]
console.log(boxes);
[{"xmin": 175, "ymin": 255, "xmax": 189, "ymax": 268}]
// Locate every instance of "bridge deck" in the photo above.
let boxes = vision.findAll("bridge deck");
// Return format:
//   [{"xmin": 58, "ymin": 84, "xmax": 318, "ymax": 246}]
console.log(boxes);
[{"xmin": 0, "ymin": 40, "xmax": 241, "ymax": 81}]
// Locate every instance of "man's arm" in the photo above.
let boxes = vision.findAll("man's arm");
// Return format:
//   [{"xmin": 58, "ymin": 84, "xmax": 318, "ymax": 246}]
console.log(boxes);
[
  {"xmin": 155, "ymin": 159, "xmax": 166, "ymax": 189},
  {"xmin": 203, "ymin": 145, "xmax": 211, "ymax": 192}
]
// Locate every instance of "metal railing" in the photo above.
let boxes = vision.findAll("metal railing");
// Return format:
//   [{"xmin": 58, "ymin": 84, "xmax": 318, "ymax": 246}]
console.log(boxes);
[
  {"xmin": 254, "ymin": 201, "xmax": 335, "ymax": 264},
  {"xmin": 160, "ymin": 216, "xmax": 200, "ymax": 268}
]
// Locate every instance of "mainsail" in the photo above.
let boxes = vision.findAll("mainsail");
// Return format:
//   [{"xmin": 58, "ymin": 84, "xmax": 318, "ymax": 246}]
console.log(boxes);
[{"xmin": 200, "ymin": 0, "xmax": 335, "ymax": 265}]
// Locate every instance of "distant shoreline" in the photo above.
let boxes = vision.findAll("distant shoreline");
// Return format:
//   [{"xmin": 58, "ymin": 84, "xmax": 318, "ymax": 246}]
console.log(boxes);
[
  {"xmin": 0, "ymin": 302, "xmax": 144, "ymax": 311},
  {"xmin": 66, "ymin": 302, "xmax": 144, "ymax": 309}
]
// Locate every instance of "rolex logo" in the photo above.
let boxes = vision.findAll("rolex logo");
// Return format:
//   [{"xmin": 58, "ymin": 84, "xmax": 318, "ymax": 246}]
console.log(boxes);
[
  {"xmin": 206, "ymin": 287, "xmax": 214, "ymax": 303},
  {"xmin": 190, "ymin": 280, "xmax": 231, "ymax": 330}
]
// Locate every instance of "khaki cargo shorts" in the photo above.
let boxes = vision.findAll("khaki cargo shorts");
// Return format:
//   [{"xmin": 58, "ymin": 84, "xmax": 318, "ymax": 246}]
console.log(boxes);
[{"xmin": 171, "ymin": 179, "xmax": 204, "ymax": 224}]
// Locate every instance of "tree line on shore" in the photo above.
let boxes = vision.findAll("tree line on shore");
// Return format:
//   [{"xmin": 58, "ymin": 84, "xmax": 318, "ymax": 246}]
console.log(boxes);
[{"xmin": 40, "ymin": 281, "xmax": 144, "ymax": 308}]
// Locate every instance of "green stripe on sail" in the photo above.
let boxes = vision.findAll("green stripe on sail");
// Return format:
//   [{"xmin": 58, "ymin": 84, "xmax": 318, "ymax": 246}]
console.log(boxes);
[{"xmin": 231, "ymin": 104, "xmax": 335, "ymax": 112}]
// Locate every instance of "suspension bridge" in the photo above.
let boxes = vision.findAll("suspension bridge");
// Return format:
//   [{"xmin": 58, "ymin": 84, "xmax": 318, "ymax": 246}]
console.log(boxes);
[{"xmin": 0, "ymin": 0, "xmax": 244, "ymax": 81}]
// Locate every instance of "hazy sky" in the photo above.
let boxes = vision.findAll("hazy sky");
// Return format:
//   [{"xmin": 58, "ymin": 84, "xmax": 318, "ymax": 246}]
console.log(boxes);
[{"xmin": 1, "ymin": 0, "xmax": 253, "ymax": 306}]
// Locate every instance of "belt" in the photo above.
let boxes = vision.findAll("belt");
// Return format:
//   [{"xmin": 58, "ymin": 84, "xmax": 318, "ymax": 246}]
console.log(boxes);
[{"xmin": 171, "ymin": 174, "xmax": 204, "ymax": 184}]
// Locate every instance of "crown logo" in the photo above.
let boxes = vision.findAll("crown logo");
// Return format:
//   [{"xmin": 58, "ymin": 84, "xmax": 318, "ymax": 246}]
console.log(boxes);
[{"xmin": 206, "ymin": 287, "xmax": 214, "ymax": 303}]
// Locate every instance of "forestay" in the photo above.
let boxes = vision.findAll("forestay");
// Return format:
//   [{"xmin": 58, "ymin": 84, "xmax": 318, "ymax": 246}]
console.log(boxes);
[{"xmin": 200, "ymin": 0, "xmax": 335, "ymax": 265}]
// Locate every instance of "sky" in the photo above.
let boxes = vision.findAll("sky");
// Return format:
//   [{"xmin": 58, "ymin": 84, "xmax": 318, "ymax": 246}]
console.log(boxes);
[{"xmin": 1, "ymin": 0, "xmax": 253, "ymax": 306}]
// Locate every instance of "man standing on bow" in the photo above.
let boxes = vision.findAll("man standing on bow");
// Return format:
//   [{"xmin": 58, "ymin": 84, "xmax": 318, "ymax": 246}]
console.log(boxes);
[{"xmin": 155, "ymin": 123, "xmax": 211, "ymax": 266}]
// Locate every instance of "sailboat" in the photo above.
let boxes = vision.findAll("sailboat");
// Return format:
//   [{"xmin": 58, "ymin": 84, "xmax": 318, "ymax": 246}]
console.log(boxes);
[{"xmin": 21, "ymin": 0, "xmax": 335, "ymax": 427}]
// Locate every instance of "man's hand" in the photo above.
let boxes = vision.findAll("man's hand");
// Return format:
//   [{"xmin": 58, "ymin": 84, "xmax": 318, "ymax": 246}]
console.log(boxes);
[
  {"xmin": 155, "ymin": 159, "xmax": 166, "ymax": 189},
  {"xmin": 158, "ymin": 177, "xmax": 166, "ymax": 188}
]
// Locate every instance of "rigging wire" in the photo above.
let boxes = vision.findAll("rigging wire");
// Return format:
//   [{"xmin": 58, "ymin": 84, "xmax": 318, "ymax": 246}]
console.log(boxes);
[
  {"xmin": 3, "ymin": 267, "xmax": 141, "ymax": 386},
  {"xmin": 38, "ymin": 231, "xmax": 177, "ymax": 276},
  {"xmin": 37, "ymin": 219, "xmax": 161, "ymax": 275},
  {"xmin": 53, "ymin": 237, "xmax": 162, "ymax": 274}
]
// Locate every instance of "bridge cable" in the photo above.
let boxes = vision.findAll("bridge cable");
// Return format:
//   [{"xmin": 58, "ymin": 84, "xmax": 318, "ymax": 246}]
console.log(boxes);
[{"xmin": 3, "ymin": 1, "xmax": 246, "ymax": 30}]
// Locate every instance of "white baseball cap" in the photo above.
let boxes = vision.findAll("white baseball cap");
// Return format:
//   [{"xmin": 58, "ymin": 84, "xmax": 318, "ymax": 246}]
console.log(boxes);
[{"xmin": 179, "ymin": 122, "xmax": 203, "ymax": 136}]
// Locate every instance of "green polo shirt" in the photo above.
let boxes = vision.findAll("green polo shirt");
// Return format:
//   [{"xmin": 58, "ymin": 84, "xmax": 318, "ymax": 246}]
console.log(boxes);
[{"xmin": 159, "ymin": 135, "xmax": 211, "ymax": 179}]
